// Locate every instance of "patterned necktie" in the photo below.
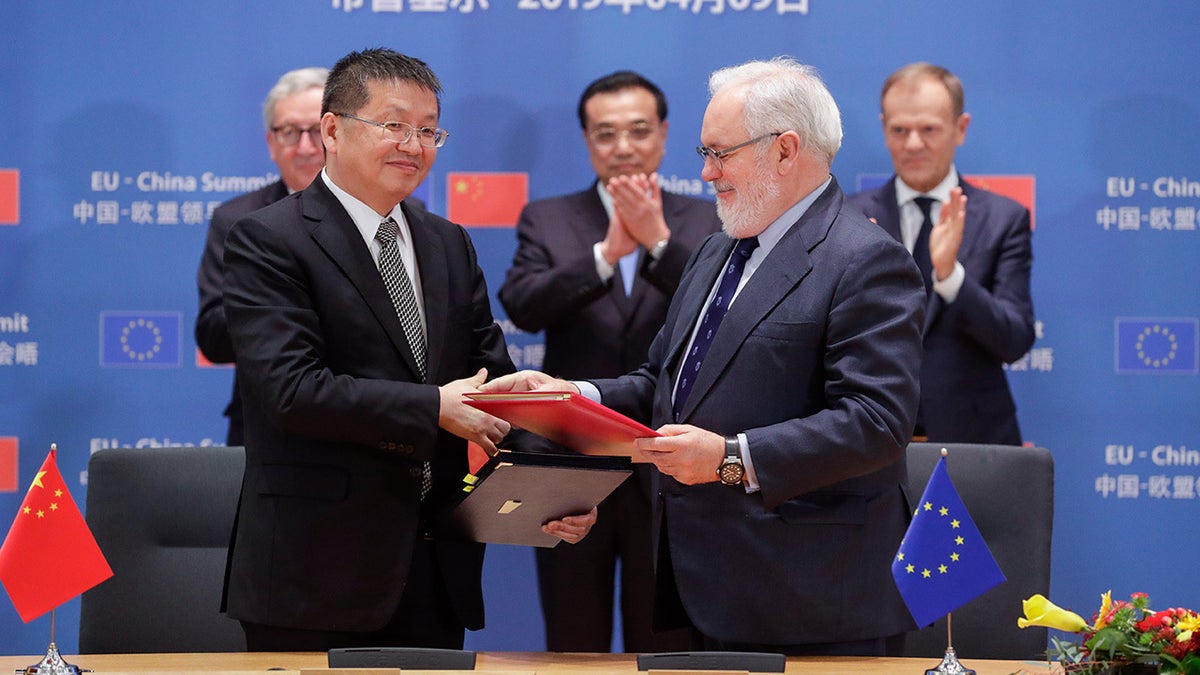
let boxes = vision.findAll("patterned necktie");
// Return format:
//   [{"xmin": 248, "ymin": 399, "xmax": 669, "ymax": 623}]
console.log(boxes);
[
  {"xmin": 912, "ymin": 196, "xmax": 936, "ymax": 295},
  {"xmin": 376, "ymin": 217, "xmax": 432, "ymax": 498},
  {"xmin": 376, "ymin": 217, "xmax": 427, "ymax": 379},
  {"xmin": 672, "ymin": 236, "xmax": 759, "ymax": 422}
]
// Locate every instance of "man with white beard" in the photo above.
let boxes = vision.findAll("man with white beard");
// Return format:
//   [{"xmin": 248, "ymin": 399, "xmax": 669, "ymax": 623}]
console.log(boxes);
[{"xmin": 483, "ymin": 57, "xmax": 926, "ymax": 656}]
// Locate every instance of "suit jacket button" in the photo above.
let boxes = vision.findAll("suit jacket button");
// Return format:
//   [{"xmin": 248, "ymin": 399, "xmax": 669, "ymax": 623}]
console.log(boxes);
[{"xmin": 410, "ymin": 467, "xmax": 422, "ymax": 478}]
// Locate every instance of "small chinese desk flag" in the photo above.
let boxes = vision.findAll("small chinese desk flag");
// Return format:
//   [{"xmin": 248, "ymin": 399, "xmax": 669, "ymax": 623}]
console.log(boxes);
[
  {"xmin": 0, "ymin": 445, "xmax": 113, "ymax": 622},
  {"xmin": 892, "ymin": 452, "xmax": 1005, "ymax": 628}
]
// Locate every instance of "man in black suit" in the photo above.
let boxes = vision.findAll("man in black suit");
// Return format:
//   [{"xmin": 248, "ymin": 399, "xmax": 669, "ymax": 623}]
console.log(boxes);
[
  {"xmin": 848, "ymin": 62, "xmax": 1035, "ymax": 445},
  {"xmin": 485, "ymin": 57, "xmax": 925, "ymax": 656},
  {"xmin": 195, "ymin": 67, "xmax": 327, "ymax": 445},
  {"xmin": 498, "ymin": 71, "xmax": 719, "ymax": 653},
  {"xmin": 220, "ymin": 48, "xmax": 595, "ymax": 652}
]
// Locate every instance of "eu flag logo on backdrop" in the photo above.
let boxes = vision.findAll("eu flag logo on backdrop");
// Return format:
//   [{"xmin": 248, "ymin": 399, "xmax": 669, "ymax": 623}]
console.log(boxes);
[
  {"xmin": 1115, "ymin": 318, "xmax": 1198, "ymax": 374},
  {"xmin": 100, "ymin": 311, "xmax": 182, "ymax": 368},
  {"xmin": 892, "ymin": 454, "xmax": 1005, "ymax": 628}
]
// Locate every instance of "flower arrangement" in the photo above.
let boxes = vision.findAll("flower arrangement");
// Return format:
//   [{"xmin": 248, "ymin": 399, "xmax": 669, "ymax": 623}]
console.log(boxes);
[{"xmin": 1018, "ymin": 591, "xmax": 1200, "ymax": 674}]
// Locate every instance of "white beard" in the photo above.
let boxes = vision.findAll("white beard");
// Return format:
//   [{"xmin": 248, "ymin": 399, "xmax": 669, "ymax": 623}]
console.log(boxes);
[{"xmin": 715, "ymin": 158, "xmax": 779, "ymax": 239}]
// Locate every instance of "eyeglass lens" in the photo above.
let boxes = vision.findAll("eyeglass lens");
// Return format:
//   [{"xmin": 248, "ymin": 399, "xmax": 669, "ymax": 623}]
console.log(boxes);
[
  {"xmin": 380, "ymin": 121, "xmax": 447, "ymax": 148},
  {"xmin": 274, "ymin": 125, "xmax": 322, "ymax": 146},
  {"xmin": 590, "ymin": 124, "xmax": 656, "ymax": 146}
]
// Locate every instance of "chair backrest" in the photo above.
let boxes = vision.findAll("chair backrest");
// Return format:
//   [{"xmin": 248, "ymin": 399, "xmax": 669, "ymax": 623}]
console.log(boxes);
[
  {"xmin": 902, "ymin": 443, "xmax": 1054, "ymax": 661},
  {"xmin": 79, "ymin": 445, "xmax": 246, "ymax": 653}
]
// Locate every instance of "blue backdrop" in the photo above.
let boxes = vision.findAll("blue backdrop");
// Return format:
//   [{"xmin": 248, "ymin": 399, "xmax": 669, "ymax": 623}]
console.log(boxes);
[{"xmin": 3, "ymin": 0, "xmax": 1198, "ymax": 656}]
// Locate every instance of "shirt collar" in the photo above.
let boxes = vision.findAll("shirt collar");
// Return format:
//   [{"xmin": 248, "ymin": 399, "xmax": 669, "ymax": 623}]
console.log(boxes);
[
  {"xmin": 595, "ymin": 181, "xmax": 615, "ymax": 218},
  {"xmin": 755, "ymin": 175, "xmax": 833, "ymax": 254},
  {"xmin": 320, "ymin": 169, "xmax": 409, "ymax": 247},
  {"xmin": 895, "ymin": 166, "xmax": 960, "ymax": 206}
]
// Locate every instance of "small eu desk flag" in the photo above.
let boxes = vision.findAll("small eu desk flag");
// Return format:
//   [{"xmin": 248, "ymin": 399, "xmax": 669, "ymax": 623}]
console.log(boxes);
[
  {"xmin": 892, "ymin": 452, "xmax": 1005, "ymax": 628},
  {"xmin": 0, "ymin": 445, "xmax": 113, "ymax": 622}
]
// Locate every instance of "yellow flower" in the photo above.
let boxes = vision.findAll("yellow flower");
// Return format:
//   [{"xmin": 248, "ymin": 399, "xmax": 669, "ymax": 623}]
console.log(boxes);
[
  {"xmin": 1094, "ymin": 590, "xmax": 1114, "ymax": 630},
  {"xmin": 1018, "ymin": 594, "xmax": 1090, "ymax": 632},
  {"xmin": 1178, "ymin": 611, "xmax": 1200, "ymax": 642}
]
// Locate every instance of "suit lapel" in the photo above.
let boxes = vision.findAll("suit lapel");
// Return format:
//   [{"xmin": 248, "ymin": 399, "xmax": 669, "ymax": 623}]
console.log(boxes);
[
  {"xmin": 673, "ymin": 182, "xmax": 840, "ymax": 422},
  {"xmin": 956, "ymin": 178, "xmax": 983, "ymax": 261},
  {"xmin": 407, "ymin": 204, "xmax": 448, "ymax": 383},
  {"xmin": 665, "ymin": 235, "xmax": 729, "ymax": 375},
  {"xmin": 881, "ymin": 176, "xmax": 947, "ymax": 335},
  {"xmin": 876, "ymin": 179, "xmax": 904, "ymax": 244},
  {"xmin": 302, "ymin": 180, "xmax": 426, "ymax": 381}
]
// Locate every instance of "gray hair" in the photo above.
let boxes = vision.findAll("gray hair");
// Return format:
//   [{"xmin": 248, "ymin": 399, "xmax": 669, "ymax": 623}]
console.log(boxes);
[
  {"xmin": 262, "ymin": 67, "xmax": 329, "ymax": 131},
  {"xmin": 708, "ymin": 56, "xmax": 842, "ymax": 166}
]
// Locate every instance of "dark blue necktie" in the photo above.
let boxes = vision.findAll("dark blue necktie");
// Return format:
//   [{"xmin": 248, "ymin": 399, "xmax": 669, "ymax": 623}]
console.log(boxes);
[
  {"xmin": 912, "ymin": 196, "xmax": 936, "ymax": 295},
  {"xmin": 673, "ymin": 236, "xmax": 759, "ymax": 422}
]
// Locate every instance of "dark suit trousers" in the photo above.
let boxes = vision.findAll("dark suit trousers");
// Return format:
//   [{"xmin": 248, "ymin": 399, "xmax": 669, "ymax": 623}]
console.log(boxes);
[
  {"xmin": 536, "ymin": 468, "xmax": 690, "ymax": 653},
  {"xmin": 241, "ymin": 539, "xmax": 463, "ymax": 651}
]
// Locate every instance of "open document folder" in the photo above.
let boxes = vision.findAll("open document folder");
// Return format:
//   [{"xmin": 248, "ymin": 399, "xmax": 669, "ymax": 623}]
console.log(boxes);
[
  {"xmin": 435, "ymin": 449, "xmax": 632, "ymax": 547},
  {"xmin": 463, "ymin": 391, "xmax": 659, "ymax": 462}
]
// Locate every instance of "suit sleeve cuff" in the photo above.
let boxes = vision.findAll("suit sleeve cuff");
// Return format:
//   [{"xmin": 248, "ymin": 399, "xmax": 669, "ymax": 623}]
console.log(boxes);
[
  {"xmin": 933, "ymin": 261, "xmax": 965, "ymax": 303},
  {"xmin": 737, "ymin": 432, "xmax": 760, "ymax": 493},
  {"xmin": 574, "ymin": 380, "xmax": 602, "ymax": 402},
  {"xmin": 593, "ymin": 242, "xmax": 616, "ymax": 282}
]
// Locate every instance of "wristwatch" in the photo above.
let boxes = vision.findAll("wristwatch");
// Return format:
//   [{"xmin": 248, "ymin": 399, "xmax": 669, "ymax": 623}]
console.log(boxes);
[
  {"xmin": 648, "ymin": 237, "xmax": 670, "ymax": 261},
  {"xmin": 717, "ymin": 435, "xmax": 745, "ymax": 486}
]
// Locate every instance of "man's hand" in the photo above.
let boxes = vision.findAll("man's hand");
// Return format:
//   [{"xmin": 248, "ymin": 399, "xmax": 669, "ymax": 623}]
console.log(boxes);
[
  {"xmin": 478, "ymin": 370, "xmax": 578, "ymax": 395},
  {"xmin": 542, "ymin": 506, "xmax": 598, "ymax": 544},
  {"xmin": 608, "ymin": 173, "xmax": 670, "ymax": 249},
  {"xmin": 599, "ymin": 210, "xmax": 638, "ymax": 265},
  {"xmin": 930, "ymin": 187, "xmax": 967, "ymax": 282},
  {"xmin": 634, "ymin": 424, "xmax": 725, "ymax": 485},
  {"xmin": 438, "ymin": 368, "xmax": 510, "ymax": 455}
]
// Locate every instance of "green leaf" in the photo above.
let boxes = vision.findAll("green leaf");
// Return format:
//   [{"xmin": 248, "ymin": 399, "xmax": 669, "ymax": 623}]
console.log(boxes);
[{"xmin": 1087, "ymin": 627, "xmax": 1132, "ymax": 659}]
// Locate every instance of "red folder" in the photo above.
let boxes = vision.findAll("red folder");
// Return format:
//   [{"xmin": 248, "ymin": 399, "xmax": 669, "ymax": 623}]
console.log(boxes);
[{"xmin": 464, "ymin": 392, "xmax": 658, "ymax": 462}]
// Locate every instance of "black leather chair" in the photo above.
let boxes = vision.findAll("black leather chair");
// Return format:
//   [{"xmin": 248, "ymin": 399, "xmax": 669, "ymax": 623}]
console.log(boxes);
[
  {"xmin": 79, "ymin": 445, "xmax": 246, "ymax": 653},
  {"xmin": 902, "ymin": 443, "xmax": 1054, "ymax": 661}
]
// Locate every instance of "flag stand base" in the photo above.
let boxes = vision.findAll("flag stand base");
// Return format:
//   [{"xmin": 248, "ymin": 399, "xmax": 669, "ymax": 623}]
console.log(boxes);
[
  {"xmin": 16, "ymin": 642, "xmax": 89, "ymax": 675},
  {"xmin": 924, "ymin": 646, "xmax": 976, "ymax": 675}
]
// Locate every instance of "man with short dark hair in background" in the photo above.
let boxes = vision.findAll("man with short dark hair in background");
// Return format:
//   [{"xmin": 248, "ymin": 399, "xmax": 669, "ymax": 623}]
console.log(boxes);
[
  {"xmin": 498, "ymin": 70, "xmax": 719, "ymax": 653},
  {"xmin": 848, "ymin": 62, "xmax": 1035, "ymax": 445}
]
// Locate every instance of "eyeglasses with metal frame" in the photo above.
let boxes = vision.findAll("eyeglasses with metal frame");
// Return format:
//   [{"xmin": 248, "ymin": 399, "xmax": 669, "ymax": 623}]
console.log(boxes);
[
  {"xmin": 333, "ymin": 112, "xmax": 449, "ymax": 148},
  {"xmin": 695, "ymin": 132, "xmax": 782, "ymax": 169},
  {"xmin": 588, "ymin": 123, "xmax": 660, "ymax": 147},
  {"xmin": 271, "ymin": 124, "xmax": 322, "ymax": 147}
]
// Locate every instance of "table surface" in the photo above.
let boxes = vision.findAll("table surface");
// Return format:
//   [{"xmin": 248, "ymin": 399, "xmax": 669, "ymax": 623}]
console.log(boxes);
[{"xmin": 0, "ymin": 650, "xmax": 1062, "ymax": 675}]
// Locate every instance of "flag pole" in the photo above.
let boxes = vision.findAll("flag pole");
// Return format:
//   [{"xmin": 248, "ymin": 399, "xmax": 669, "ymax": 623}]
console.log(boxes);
[
  {"xmin": 921, "ymin": 612, "xmax": 975, "ymax": 675},
  {"xmin": 18, "ymin": 609, "xmax": 87, "ymax": 675},
  {"xmin": 10, "ymin": 445, "xmax": 93, "ymax": 675},
  {"xmin": 916, "ymin": 449, "xmax": 984, "ymax": 675}
]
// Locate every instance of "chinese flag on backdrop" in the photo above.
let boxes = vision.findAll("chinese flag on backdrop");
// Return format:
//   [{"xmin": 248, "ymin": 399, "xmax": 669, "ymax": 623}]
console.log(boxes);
[
  {"xmin": 0, "ymin": 448, "xmax": 113, "ymax": 622},
  {"xmin": 446, "ymin": 172, "xmax": 528, "ymax": 227},
  {"xmin": 967, "ymin": 174, "xmax": 1036, "ymax": 230}
]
